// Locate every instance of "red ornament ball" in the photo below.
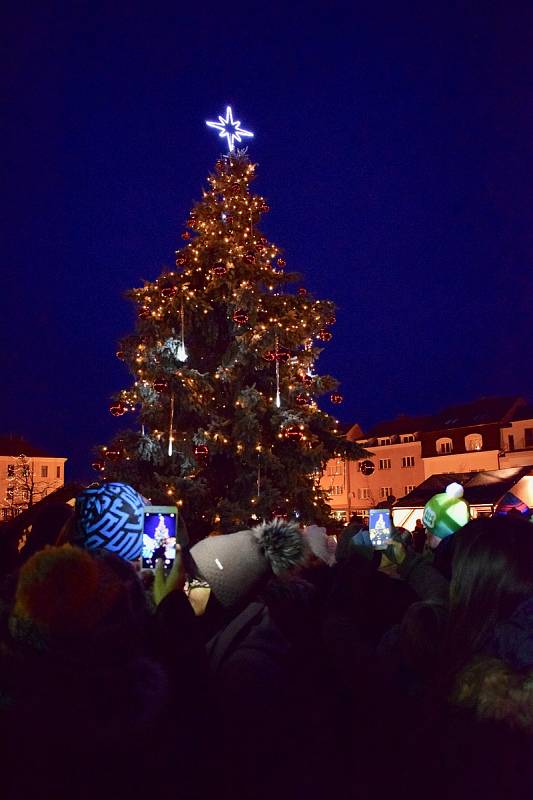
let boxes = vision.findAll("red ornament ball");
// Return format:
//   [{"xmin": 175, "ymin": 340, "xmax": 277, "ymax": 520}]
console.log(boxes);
[
  {"xmin": 116, "ymin": 350, "xmax": 126, "ymax": 360},
  {"xmin": 109, "ymin": 401, "xmax": 127, "ymax": 417},
  {"xmin": 181, "ymin": 231, "xmax": 191, "ymax": 241},
  {"xmin": 175, "ymin": 256, "xmax": 186, "ymax": 266},
  {"xmin": 298, "ymin": 287, "xmax": 307, "ymax": 296},
  {"xmin": 277, "ymin": 257, "xmax": 286, "ymax": 269},
  {"xmin": 318, "ymin": 329, "xmax": 333, "ymax": 342},
  {"xmin": 232, "ymin": 309, "xmax": 249, "ymax": 325},
  {"xmin": 138, "ymin": 308, "xmax": 150, "ymax": 319},
  {"xmin": 153, "ymin": 379, "xmax": 169, "ymax": 393},
  {"xmin": 91, "ymin": 459, "xmax": 105, "ymax": 472},
  {"xmin": 284, "ymin": 425, "xmax": 303, "ymax": 441},
  {"xmin": 274, "ymin": 347, "xmax": 291, "ymax": 363},
  {"xmin": 161, "ymin": 286, "xmax": 177, "ymax": 298},
  {"xmin": 194, "ymin": 444, "xmax": 209, "ymax": 457},
  {"xmin": 244, "ymin": 251, "xmax": 255, "ymax": 264},
  {"xmin": 302, "ymin": 374, "xmax": 314, "ymax": 387},
  {"xmin": 262, "ymin": 350, "xmax": 276, "ymax": 363},
  {"xmin": 330, "ymin": 393, "xmax": 343, "ymax": 405},
  {"xmin": 212, "ymin": 261, "xmax": 228, "ymax": 277},
  {"xmin": 295, "ymin": 393, "xmax": 309, "ymax": 406},
  {"xmin": 104, "ymin": 449, "xmax": 121, "ymax": 461}
]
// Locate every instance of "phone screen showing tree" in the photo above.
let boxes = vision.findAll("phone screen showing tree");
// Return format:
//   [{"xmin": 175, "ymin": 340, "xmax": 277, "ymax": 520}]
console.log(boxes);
[
  {"xmin": 142, "ymin": 510, "xmax": 177, "ymax": 568},
  {"xmin": 369, "ymin": 509, "xmax": 393, "ymax": 550}
]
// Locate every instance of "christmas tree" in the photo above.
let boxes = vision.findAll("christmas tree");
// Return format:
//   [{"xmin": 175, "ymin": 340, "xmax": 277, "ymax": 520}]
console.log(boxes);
[{"xmin": 97, "ymin": 112, "xmax": 365, "ymax": 538}]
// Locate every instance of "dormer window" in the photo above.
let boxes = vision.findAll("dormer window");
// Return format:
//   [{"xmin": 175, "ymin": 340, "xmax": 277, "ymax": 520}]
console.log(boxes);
[
  {"xmin": 378, "ymin": 437, "xmax": 392, "ymax": 446},
  {"xmin": 436, "ymin": 437, "xmax": 453, "ymax": 454},
  {"xmin": 465, "ymin": 433, "xmax": 483, "ymax": 451}
]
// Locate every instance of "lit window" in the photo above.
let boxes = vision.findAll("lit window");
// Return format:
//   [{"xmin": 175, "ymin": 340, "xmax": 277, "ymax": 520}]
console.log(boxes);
[
  {"xmin": 56, "ymin": 465, "xmax": 61, "ymax": 479},
  {"xmin": 465, "ymin": 433, "xmax": 483, "ymax": 452},
  {"xmin": 379, "ymin": 459, "xmax": 392, "ymax": 470},
  {"xmin": 7, "ymin": 464, "xmax": 15, "ymax": 478},
  {"xmin": 41, "ymin": 465, "xmax": 48, "ymax": 478},
  {"xmin": 6, "ymin": 487, "xmax": 14, "ymax": 500},
  {"xmin": 402, "ymin": 456, "xmax": 415, "ymax": 467},
  {"xmin": 436, "ymin": 437, "xmax": 453, "ymax": 454}
]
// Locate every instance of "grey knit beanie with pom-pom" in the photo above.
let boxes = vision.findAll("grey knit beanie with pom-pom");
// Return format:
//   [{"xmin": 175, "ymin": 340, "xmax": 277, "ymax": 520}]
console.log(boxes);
[{"xmin": 190, "ymin": 519, "xmax": 307, "ymax": 609}]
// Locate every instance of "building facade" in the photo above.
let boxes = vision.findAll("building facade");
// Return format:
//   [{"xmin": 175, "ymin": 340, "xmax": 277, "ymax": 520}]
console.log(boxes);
[
  {"xmin": 0, "ymin": 437, "xmax": 67, "ymax": 520},
  {"xmin": 323, "ymin": 396, "xmax": 533, "ymax": 523}
]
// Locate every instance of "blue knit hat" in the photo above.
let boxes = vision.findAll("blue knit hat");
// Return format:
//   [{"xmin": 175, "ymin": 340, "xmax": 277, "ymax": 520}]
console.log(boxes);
[{"xmin": 74, "ymin": 483, "xmax": 144, "ymax": 560}]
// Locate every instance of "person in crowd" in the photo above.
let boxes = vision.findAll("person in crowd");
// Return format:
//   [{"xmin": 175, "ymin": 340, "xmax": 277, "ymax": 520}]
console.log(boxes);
[
  {"xmin": 422, "ymin": 482, "xmax": 470, "ymax": 550},
  {"xmin": 412, "ymin": 517, "xmax": 427, "ymax": 553},
  {"xmin": 395, "ymin": 515, "xmax": 533, "ymax": 800},
  {"xmin": 186, "ymin": 516, "xmax": 307, "ymax": 641}
]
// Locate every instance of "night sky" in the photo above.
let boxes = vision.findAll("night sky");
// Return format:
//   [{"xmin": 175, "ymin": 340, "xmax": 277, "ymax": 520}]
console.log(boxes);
[{"xmin": 3, "ymin": 2, "xmax": 533, "ymax": 481}]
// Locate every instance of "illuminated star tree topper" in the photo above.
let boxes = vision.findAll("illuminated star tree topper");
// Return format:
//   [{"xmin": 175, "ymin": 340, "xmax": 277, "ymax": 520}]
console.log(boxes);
[{"xmin": 206, "ymin": 105, "xmax": 254, "ymax": 152}]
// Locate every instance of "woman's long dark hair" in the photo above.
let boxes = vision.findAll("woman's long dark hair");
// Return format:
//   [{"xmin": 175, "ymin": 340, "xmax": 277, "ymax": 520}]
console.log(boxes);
[{"xmin": 441, "ymin": 515, "xmax": 533, "ymax": 685}]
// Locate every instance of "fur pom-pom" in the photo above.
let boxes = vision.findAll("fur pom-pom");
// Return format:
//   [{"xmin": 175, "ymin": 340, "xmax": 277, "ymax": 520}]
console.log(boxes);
[{"xmin": 252, "ymin": 519, "xmax": 307, "ymax": 574}]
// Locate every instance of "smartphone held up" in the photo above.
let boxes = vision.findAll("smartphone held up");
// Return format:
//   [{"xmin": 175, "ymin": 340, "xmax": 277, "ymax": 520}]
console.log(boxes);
[
  {"xmin": 368, "ymin": 508, "xmax": 393, "ymax": 550},
  {"xmin": 142, "ymin": 506, "xmax": 178, "ymax": 569}
]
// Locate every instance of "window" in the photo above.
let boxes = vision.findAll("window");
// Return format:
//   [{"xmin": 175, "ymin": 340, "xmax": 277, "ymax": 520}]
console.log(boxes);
[
  {"xmin": 358, "ymin": 487, "xmax": 370, "ymax": 500},
  {"xmin": 22, "ymin": 465, "xmax": 30, "ymax": 478},
  {"xmin": 2, "ymin": 508, "xmax": 11, "ymax": 520},
  {"xmin": 404, "ymin": 485, "xmax": 415, "ymax": 495},
  {"xmin": 379, "ymin": 458, "xmax": 392, "ymax": 470},
  {"xmin": 378, "ymin": 437, "xmax": 391, "ymax": 446},
  {"xmin": 436, "ymin": 437, "xmax": 453, "ymax": 454},
  {"xmin": 7, "ymin": 464, "xmax": 15, "ymax": 478},
  {"xmin": 327, "ymin": 460, "xmax": 343, "ymax": 476},
  {"xmin": 22, "ymin": 489, "xmax": 29, "ymax": 501},
  {"xmin": 6, "ymin": 487, "xmax": 14, "ymax": 500},
  {"xmin": 465, "ymin": 433, "xmax": 483, "ymax": 452},
  {"xmin": 402, "ymin": 456, "xmax": 415, "ymax": 468},
  {"xmin": 401, "ymin": 435, "xmax": 415, "ymax": 443},
  {"xmin": 508, "ymin": 435, "xmax": 515, "ymax": 452},
  {"xmin": 379, "ymin": 487, "xmax": 393, "ymax": 498},
  {"xmin": 328, "ymin": 485, "xmax": 344, "ymax": 496},
  {"xmin": 41, "ymin": 465, "xmax": 48, "ymax": 478},
  {"xmin": 56, "ymin": 465, "xmax": 61, "ymax": 479},
  {"xmin": 525, "ymin": 428, "xmax": 533, "ymax": 447}
]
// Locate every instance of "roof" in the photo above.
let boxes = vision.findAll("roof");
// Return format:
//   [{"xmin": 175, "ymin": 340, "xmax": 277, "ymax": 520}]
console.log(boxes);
[
  {"xmin": 395, "ymin": 466, "xmax": 532, "ymax": 508},
  {"xmin": 428, "ymin": 396, "xmax": 523, "ymax": 430},
  {"xmin": 363, "ymin": 396, "xmax": 525, "ymax": 439},
  {"xmin": 366, "ymin": 414, "xmax": 430, "ymax": 437},
  {"xmin": 0, "ymin": 482, "xmax": 85, "ymax": 538},
  {"xmin": 0, "ymin": 436, "xmax": 65, "ymax": 459},
  {"xmin": 510, "ymin": 403, "xmax": 533, "ymax": 423}
]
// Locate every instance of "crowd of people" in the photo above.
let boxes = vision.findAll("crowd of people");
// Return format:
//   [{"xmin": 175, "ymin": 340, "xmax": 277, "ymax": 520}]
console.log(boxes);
[{"xmin": 0, "ymin": 480, "xmax": 532, "ymax": 800}]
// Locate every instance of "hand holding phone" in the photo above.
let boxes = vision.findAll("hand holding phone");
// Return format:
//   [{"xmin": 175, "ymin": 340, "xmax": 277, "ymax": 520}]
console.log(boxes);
[{"xmin": 153, "ymin": 545, "xmax": 185, "ymax": 605}]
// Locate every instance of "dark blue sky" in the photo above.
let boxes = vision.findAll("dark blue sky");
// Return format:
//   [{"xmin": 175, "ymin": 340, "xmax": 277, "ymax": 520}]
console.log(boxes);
[{"xmin": 3, "ymin": 2, "xmax": 533, "ymax": 480}]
